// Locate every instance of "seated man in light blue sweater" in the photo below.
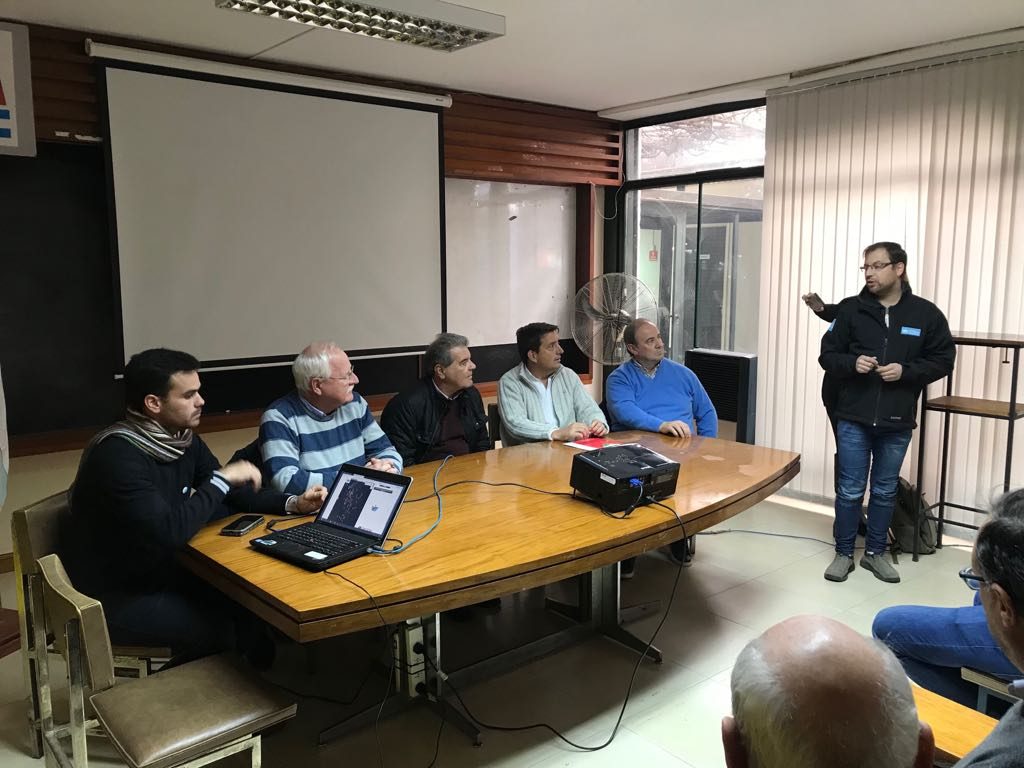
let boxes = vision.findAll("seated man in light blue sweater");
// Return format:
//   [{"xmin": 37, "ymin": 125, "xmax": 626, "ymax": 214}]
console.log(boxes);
[
  {"xmin": 260, "ymin": 342, "xmax": 403, "ymax": 494},
  {"xmin": 498, "ymin": 322, "xmax": 608, "ymax": 447},
  {"xmin": 607, "ymin": 319, "xmax": 718, "ymax": 439}
]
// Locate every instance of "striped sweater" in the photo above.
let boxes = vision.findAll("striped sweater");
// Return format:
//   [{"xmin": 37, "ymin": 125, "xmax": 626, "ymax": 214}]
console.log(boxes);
[{"xmin": 259, "ymin": 391, "xmax": 402, "ymax": 494}]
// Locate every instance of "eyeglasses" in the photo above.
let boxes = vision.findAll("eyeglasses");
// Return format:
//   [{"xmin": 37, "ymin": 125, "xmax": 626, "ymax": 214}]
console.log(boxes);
[
  {"xmin": 959, "ymin": 566, "xmax": 991, "ymax": 591},
  {"xmin": 320, "ymin": 367, "xmax": 356, "ymax": 383},
  {"xmin": 859, "ymin": 261, "xmax": 894, "ymax": 273}
]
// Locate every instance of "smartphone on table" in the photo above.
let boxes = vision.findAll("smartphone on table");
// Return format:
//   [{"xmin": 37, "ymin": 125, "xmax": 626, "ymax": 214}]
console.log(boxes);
[{"xmin": 219, "ymin": 514, "xmax": 265, "ymax": 537}]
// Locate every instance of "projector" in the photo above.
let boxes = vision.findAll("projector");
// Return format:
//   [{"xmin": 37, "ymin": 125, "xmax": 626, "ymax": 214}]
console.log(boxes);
[{"xmin": 569, "ymin": 444, "xmax": 680, "ymax": 513}]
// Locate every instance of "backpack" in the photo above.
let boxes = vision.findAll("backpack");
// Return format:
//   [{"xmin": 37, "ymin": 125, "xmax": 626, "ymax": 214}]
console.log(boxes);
[{"xmin": 890, "ymin": 478, "xmax": 936, "ymax": 555}]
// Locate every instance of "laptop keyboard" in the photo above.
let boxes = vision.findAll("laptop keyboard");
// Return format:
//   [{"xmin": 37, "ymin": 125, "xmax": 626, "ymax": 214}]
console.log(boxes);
[{"xmin": 277, "ymin": 525, "xmax": 361, "ymax": 554}]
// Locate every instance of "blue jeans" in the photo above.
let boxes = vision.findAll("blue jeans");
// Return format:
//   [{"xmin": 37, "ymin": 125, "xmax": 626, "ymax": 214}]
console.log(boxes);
[
  {"xmin": 834, "ymin": 420, "xmax": 912, "ymax": 556},
  {"xmin": 873, "ymin": 594, "xmax": 1021, "ymax": 707}
]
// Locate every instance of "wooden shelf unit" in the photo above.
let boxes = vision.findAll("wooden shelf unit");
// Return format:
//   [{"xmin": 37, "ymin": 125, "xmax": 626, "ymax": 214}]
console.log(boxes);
[{"xmin": 915, "ymin": 333, "xmax": 1024, "ymax": 558}]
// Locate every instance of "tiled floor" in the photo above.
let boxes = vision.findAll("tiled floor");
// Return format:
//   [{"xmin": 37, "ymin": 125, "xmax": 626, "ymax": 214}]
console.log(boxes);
[{"xmin": 0, "ymin": 497, "xmax": 974, "ymax": 767}]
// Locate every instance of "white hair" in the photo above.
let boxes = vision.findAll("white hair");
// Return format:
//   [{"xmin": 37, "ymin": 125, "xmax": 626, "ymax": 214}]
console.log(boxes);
[
  {"xmin": 731, "ymin": 637, "xmax": 920, "ymax": 768},
  {"xmin": 292, "ymin": 342, "xmax": 341, "ymax": 393}
]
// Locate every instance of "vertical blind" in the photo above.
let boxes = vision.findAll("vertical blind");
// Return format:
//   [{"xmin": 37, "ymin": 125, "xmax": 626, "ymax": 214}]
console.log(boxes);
[{"xmin": 759, "ymin": 46, "xmax": 1024, "ymax": 525}]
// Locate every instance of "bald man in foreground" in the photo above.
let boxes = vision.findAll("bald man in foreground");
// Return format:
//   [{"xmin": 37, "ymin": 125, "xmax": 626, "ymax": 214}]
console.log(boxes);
[{"xmin": 724, "ymin": 615, "xmax": 934, "ymax": 768}]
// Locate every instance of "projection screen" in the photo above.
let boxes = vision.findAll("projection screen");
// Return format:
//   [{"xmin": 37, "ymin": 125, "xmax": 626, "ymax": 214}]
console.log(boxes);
[{"xmin": 103, "ymin": 66, "xmax": 443, "ymax": 365}]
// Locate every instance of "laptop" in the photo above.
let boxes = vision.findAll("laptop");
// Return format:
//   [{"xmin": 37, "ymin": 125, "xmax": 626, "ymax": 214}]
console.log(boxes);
[{"xmin": 249, "ymin": 463, "xmax": 413, "ymax": 571}]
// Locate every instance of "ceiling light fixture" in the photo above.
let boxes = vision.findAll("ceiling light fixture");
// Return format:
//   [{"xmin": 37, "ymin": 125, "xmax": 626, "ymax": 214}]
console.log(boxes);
[{"xmin": 215, "ymin": 0, "xmax": 506, "ymax": 52}]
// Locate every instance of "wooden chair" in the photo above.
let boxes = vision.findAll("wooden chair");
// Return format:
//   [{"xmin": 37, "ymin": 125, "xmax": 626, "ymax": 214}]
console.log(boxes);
[
  {"xmin": 12, "ymin": 490, "xmax": 171, "ymax": 757},
  {"xmin": 32, "ymin": 553, "xmax": 296, "ymax": 768}
]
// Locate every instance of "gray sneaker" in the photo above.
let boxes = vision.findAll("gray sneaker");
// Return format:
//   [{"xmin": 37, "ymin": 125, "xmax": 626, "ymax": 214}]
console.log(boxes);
[
  {"xmin": 824, "ymin": 554, "xmax": 855, "ymax": 582},
  {"xmin": 861, "ymin": 553, "xmax": 900, "ymax": 583}
]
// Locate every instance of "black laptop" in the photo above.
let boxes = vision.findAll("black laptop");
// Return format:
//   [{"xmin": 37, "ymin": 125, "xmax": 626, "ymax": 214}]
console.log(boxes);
[{"xmin": 249, "ymin": 463, "xmax": 413, "ymax": 571}]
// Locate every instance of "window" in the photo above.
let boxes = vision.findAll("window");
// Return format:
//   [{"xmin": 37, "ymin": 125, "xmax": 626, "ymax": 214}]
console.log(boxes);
[
  {"xmin": 621, "ymin": 103, "xmax": 765, "ymax": 359},
  {"xmin": 628, "ymin": 106, "xmax": 766, "ymax": 181}
]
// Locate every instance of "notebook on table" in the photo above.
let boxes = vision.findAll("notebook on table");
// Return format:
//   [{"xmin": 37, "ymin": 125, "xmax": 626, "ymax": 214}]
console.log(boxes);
[{"xmin": 249, "ymin": 463, "xmax": 412, "ymax": 572}]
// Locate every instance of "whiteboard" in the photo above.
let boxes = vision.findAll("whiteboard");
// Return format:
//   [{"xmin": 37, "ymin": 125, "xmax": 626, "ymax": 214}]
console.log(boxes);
[{"xmin": 444, "ymin": 181, "xmax": 575, "ymax": 345}]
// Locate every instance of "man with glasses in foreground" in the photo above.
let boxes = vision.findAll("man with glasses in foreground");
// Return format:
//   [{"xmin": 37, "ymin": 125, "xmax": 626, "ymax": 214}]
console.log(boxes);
[
  {"xmin": 873, "ymin": 498, "xmax": 1022, "ymax": 710},
  {"xmin": 260, "ymin": 341, "xmax": 402, "ymax": 494},
  {"xmin": 820, "ymin": 242, "xmax": 954, "ymax": 583},
  {"xmin": 949, "ymin": 489, "xmax": 1024, "ymax": 766}
]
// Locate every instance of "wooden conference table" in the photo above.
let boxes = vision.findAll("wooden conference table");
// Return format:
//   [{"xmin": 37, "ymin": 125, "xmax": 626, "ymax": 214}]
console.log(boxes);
[{"xmin": 182, "ymin": 431, "xmax": 800, "ymax": 644}]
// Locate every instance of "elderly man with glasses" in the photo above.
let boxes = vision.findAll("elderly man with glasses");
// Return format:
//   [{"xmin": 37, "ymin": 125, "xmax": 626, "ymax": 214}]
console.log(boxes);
[
  {"xmin": 881, "ymin": 489, "xmax": 1024, "ymax": 766},
  {"xmin": 819, "ymin": 242, "xmax": 955, "ymax": 583},
  {"xmin": 873, "ymin": 492, "xmax": 1024, "ymax": 712},
  {"xmin": 260, "ymin": 341, "xmax": 402, "ymax": 494}
]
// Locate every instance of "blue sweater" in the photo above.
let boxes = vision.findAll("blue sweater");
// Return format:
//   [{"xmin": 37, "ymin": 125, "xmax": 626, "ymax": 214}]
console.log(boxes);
[
  {"xmin": 606, "ymin": 358, "xmax": 718, "ymax": 436},
  {"xmin": 260, "ymin": 391, "xmax": 402, "ymax": 494}
]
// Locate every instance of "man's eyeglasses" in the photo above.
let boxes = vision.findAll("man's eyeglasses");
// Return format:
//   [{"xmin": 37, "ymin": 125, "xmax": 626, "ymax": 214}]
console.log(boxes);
[
  {"xmin": 959, "ymin": 566, "xmax": 991, "ymax": 591},
  {"xmin": 320, "ymin": 367, "xmax": 356, "ymax": 383},
  {"xmin": 859, "ymin": 261, "xmax": 894, "ymax": 273}
]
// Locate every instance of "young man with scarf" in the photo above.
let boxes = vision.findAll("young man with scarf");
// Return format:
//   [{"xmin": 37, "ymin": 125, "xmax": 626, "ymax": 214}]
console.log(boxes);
[{"xmin": 63, "ymin": 348, "xmax": 326, "ymax": 664}]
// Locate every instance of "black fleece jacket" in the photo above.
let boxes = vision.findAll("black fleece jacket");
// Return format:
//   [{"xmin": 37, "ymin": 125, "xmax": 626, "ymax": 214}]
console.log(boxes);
[{"xmin": 819, "ymin": 285, "xmax": 955, "ymax": 431}]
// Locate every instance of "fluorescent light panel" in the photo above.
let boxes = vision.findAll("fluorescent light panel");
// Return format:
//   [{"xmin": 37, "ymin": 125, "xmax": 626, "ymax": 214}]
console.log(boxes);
[{"xmin": 215, "ymin": 0, "xmax": 505, "ymax": 52}]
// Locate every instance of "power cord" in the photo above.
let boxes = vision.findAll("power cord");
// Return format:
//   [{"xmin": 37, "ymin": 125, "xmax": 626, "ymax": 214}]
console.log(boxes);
[
  {"xmin": 322, "ymin": 568, "xmax": 394, "ymax": 765},
  {"xmin": 419, "ymin": 519, "xmax": 687, "ymax": 753},
  {"xmin": 369, "ymin": 456, "xmax": 453, "ymax": 555}
]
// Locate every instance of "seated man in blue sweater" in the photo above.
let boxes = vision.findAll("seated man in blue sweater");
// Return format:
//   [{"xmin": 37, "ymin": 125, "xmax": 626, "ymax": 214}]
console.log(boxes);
[
  {"xmin": 260, "ymin": 342, "xmax": 403, "ymax": 494},
  {"xmin": 607, "ymin": 319, "xmax": 718, "ymax": 439},
  {"xmin": 607, "ymin": 319, "xmax": 717, "ymax": 568}
]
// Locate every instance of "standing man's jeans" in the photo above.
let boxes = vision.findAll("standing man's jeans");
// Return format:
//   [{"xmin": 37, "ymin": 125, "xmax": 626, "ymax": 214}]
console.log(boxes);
[
  {"xmin": 834, "ymin": 419, "xmax": 912, "ymax": 556},
  {"xmin": 873, "ymin": 593, "xmax": 1021, "ymax": 707}
]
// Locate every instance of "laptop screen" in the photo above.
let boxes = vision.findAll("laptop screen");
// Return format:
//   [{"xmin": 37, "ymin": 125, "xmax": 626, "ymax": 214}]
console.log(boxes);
[{"xmin": 316, "ymin": 464, "xmax": 412, "ymax": 540}]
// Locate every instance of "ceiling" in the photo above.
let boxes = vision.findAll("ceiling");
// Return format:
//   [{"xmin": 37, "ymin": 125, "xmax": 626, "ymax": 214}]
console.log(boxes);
[{"xmin": 6, "ymin": 0, "xmax": 1024, "ymax": 114}]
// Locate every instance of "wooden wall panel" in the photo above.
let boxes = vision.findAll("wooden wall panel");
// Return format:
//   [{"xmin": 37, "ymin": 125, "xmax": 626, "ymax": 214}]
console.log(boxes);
[
  {"xmin": 22, "ymin": 25, "xmax": 623, "ymax": 186},
  {"xmin": 444, "ymin": 93, "xmax": 622, "ymax": 185}
]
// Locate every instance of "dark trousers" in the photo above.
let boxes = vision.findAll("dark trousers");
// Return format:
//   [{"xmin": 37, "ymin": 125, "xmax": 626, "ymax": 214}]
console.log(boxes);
[{"xmin": 99, "ymin": 571, "xmax": 237, "ymax": 666}]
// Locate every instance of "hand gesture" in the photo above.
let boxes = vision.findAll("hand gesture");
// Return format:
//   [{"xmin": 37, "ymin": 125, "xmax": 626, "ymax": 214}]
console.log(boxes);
[
  {"xmin": 219, "ymin": 460, "xmax": 262, "ymax": 490},
  {"xmin": 553, "ymin": 423, "xmax": 590, "ymax": 442},
  {"xmin": 876, "ymin": 363, "xmax": 903, "ymax": 382},
  {"xmin": 295, "ymin": 485, "xmax": 328, "ymax": 514},
  {"xmin": 658, "ymin": 420, "xmax": 691, "ymax": 438},
  {"xmin": 801, "ymin": 293, "xmax": 825, "ymax": 313},
  {"xmin": 366, "ymin": 457, "xmax": 398, "ymax": 473},
  {"xmin": 855, "ymin": 355, "xmax": 879, "ymax": 374}
]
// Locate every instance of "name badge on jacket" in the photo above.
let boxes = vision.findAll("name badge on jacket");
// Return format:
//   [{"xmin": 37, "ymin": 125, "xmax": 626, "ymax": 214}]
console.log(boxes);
[{"xmin": 900, "ymin": 326, "xmax": 922, "ymax": 337}]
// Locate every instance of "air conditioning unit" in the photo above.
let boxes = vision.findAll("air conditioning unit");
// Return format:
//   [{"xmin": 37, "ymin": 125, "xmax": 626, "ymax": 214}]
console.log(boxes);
[{"xmin": 684, "ymin": 349, "xmax": 757, "ymax": 444}]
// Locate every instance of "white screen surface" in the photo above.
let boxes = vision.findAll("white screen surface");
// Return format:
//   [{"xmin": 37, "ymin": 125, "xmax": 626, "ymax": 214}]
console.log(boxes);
[{"xmin": 105, "ymin": 67, "xmax": 442, "ymax": 363}]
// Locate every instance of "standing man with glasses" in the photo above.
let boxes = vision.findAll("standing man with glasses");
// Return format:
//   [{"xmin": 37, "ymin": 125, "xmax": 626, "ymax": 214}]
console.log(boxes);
[
  {"xmin": 260, "ymin": 341, "xmax": 402, "ymax": 494},
  {"xmin": 820, "ymin": 242, "xmax": 955, "ymax": 583}
]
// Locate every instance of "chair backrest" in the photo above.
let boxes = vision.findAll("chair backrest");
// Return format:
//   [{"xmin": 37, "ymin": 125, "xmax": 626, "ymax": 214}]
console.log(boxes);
[
  {"xmin": 36, "ymin": 554, "xmax": 116, "ymax": 694},
  {"xmin": 12, "ymin": 489, "xmax": 71, "ymax": 579},
  {"xmin": 487, "ymin": 402, "xmax": 502, "ymax": 446}
]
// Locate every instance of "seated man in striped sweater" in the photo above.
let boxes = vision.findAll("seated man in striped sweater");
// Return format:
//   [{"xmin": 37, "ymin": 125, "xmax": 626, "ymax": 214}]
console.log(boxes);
[{"xmin": 260, "ymin": 342, "xmax": 403, "ymax": 494}]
